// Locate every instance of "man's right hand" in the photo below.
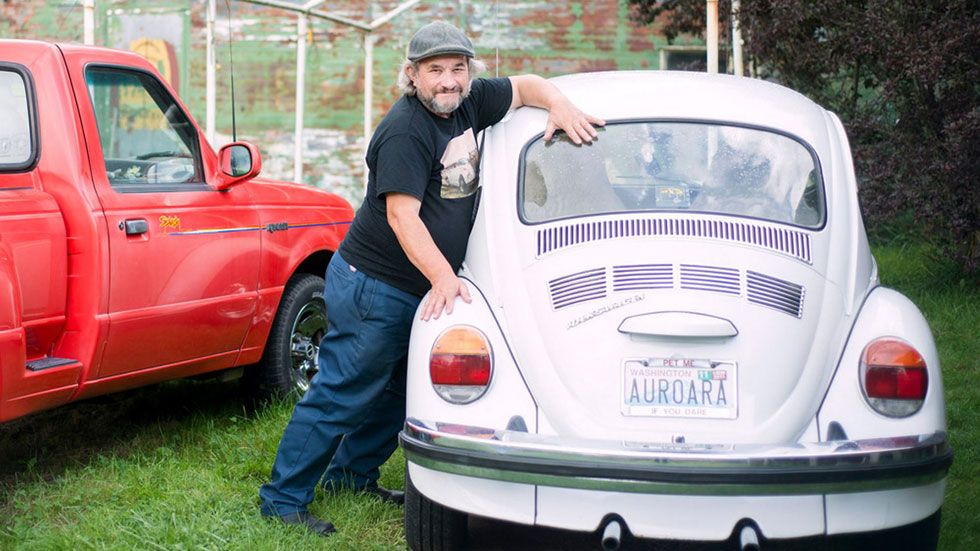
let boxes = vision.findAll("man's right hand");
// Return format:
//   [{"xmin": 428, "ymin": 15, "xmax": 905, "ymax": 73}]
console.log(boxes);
[
  {"xmin": 420, "ymin": 273, "xmax": 472, "ymax": 321},
  {"xmin": 386, "ymin": 192, "xmax": 473, "ymax": 321}
]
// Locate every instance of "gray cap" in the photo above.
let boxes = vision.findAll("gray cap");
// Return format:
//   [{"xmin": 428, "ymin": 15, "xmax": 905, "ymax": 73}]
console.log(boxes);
[{"xmin": 407, "ymin": 21, "xmax": 475, "ymax": 62}]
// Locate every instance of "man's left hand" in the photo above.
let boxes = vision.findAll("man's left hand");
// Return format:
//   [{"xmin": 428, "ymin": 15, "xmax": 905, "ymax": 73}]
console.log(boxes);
[{"xmin": 544, "ymin": 97, "xmax": 605, "ymax": 145}]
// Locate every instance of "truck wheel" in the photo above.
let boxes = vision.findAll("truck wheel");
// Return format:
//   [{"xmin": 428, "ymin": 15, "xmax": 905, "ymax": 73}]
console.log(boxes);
[
  {"xmin": 242, "ymin": 272, "xmax": 326, "ymax": 403},
  {"xmin": 405, "ymin": 469, "xmax": 468, "ymax": 551}
]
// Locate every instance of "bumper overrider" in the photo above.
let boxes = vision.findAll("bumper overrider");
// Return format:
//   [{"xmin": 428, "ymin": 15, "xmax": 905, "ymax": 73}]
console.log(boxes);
[{"xmin": 400, "ymin": 418, "xmax": 952, "ymax": 496}]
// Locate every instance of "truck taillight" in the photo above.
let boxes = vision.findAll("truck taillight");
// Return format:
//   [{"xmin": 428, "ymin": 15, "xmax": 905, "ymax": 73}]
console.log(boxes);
[
  {"xmin": 860, "ymin": 337, "xmax": 928, "ymax": 417},
  {"xmin": 430, "ymin": 326, "xmax": 492, "ymax": 404}
]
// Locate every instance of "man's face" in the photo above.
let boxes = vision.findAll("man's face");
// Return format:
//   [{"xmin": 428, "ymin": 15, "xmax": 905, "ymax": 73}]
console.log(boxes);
[{"xmin": 409, "ymin": 55, "xmax": 471, "ymax": 116}]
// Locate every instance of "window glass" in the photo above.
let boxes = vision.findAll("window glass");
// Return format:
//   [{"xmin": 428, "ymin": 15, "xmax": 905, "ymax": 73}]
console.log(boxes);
[
  {"xmin": 0, "ymin": 70, "xmax": 32, "ymax": 167},
  {"xmin": 86, "ymin": 68, "xmax": 201, "ymax": 187},
  {"xmin": 522, "ymin": 122, "xmax": 824, "ymax": 228}
]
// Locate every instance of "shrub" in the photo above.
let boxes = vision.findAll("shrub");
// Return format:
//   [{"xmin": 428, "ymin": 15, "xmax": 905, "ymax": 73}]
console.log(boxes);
[{"xmin": 630, "ymin": 0, "xmax": 979, "ymax": 274}]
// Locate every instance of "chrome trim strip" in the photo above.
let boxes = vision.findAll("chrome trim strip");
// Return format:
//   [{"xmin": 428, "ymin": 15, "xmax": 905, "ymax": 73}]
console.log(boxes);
[{"xmin": 401, "ymin": 419, "xmax": 952, "ymax": 496}]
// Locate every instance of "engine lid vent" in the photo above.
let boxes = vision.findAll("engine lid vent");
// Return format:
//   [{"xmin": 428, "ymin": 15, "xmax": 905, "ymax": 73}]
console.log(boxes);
[
  {"xmin": 680, "ymin": 264, "xmax": 741, "ymax": 295},
  {"xmin": 549, "ymin": 267, "xmax": 607, "ymax": 310},
  {"xmin": 747, "ymin": 270, "xmax": 805, "ymax": 317},
  {"xmin": 612, "ymin": 264, "xmax": 673, "ymax": 292}
]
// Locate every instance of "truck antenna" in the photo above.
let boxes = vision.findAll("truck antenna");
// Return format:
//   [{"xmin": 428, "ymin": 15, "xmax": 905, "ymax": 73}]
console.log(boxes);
[{"xmin": 224, "ymin": 0, "xmax": 237, "ymax": 142}]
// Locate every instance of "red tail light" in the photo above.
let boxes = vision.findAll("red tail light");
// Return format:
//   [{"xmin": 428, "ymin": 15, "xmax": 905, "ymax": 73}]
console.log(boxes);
[
  {"xmin": 430, "ymin": 354, "xmax": 491, "ymax": 385},
  {"xmin": 861, "ymin": 338, "xmax": 928, "ymax": 417},
  {"xmin": 430, "ymin": 326, "xmax": 492, "ymax": 404}
]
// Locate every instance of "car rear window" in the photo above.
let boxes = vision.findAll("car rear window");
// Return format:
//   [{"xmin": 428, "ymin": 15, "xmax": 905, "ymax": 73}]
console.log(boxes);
[
  {"xmin": 520, "ymin": 121, "xmax": 825, "ymax": 228},
  {"xmin": 0, "ymin": 68, "xmax": 35, "ymax": 171}
]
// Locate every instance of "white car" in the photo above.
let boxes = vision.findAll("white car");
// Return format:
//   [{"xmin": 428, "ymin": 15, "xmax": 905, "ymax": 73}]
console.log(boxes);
[{"xmin": 400, "ymin": 71, "xmax": 951, "ymax": 550}]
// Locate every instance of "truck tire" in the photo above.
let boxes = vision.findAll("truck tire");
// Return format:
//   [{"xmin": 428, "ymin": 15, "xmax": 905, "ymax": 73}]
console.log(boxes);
[
  {"xmin": 242, "ymin": 272, "xmax": 326, "ymax": 404},
  {"xmin": 405, "ymin": 469, "xmax": 468, "ymax": 551}
]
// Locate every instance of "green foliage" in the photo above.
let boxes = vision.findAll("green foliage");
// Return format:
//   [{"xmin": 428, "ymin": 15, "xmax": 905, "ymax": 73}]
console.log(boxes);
[{"xmin": 629, "ymin": 1, "xmax": 980, "ymax": 274}]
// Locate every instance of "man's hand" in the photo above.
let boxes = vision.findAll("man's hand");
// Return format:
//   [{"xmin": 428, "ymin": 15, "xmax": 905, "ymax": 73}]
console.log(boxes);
[
  {"xmin": 509, "ymin": 74, "xmax": 606, "ymax": 145},
  {"xmin": 386, "ymin": 192, "xmax": 473, "ymax": 322},
  {"xmin": 544, "ymin": 97, "xmax": 605, "ymax": 145},
  {"xmin": 420, "ymin": 273, "xmax": 472, "ymax": 321}
]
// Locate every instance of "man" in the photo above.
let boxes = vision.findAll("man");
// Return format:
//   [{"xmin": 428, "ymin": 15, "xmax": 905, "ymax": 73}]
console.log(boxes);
[{"xmin": 259, "ymin": 20, "xmax": 603, "ymax": 536}]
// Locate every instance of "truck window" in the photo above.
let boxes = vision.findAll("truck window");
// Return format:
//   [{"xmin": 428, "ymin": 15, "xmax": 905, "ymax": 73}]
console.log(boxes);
[
  {"xmin": 85, "ymin": 67, "xmax": 203, "ymax": 190},
  {"xmin": 0, "ymin": 67, "xmax": 35, "ymax": 173}
]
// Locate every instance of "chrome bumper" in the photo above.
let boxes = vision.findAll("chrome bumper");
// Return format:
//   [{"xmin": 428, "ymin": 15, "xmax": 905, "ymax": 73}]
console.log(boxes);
[{"xmin": 400, "ymin": 418, "xmax": 952, "ymax": 496}]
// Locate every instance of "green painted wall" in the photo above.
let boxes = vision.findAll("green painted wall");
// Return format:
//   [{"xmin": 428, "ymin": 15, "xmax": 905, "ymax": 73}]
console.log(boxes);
[{"xmin": 2, "ymin": 0, "xmax": 687, "ymax": 205}]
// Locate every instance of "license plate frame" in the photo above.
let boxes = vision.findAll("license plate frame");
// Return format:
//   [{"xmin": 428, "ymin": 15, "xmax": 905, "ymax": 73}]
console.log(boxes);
[{"xmin": 621, "ymin": 357, "xmax": 738, "ymax": 419}]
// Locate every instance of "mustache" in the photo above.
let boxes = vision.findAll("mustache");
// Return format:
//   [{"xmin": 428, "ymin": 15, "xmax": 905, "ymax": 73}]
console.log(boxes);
[{"xmin": 436, "ymin": 85, "xmax": 462, "ymax": 94}]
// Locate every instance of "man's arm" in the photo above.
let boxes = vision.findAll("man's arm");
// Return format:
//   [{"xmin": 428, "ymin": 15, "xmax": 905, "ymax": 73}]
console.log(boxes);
[
  {"xmin": 386, "ymin": 192, "xmax": 471, "ymax": 321},
  {"xmin": 508, "ymin": 74, "xmax": 605, "ymax": 144}
]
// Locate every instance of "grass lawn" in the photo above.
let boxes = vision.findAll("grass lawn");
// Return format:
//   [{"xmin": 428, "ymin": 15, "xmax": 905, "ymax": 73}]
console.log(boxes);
[{"xmin": 0, "ymin": 243, "xmax": 976, "ymax": 550}]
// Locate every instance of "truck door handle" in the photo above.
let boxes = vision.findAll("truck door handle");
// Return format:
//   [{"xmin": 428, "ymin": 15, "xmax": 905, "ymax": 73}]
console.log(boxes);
[{"xmin": 121, "ymin": 218, "xmax": 149, "ymax": 235}]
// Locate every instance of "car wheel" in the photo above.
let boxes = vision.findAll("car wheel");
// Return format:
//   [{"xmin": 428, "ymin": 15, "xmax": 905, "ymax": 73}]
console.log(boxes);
[
  {"xmin": 405, "ymin": 469, "xmax": 468, "ymax": 551},
  {"xmin": 241, "ymin": 272, "xmax": 326, "ymax": 403}
]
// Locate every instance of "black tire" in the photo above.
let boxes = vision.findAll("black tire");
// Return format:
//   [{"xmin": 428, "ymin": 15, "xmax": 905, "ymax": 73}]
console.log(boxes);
[
  {"xmin": 405, "ymin": 469, "xmax": 468, "ymax": 551},
  {"xmin": 241, "ymin": 272, "xmax": 326, "ymax": 404},
  {"xmin": 836, "ymin": 508, "xmax": 941, "ymax": 550}
]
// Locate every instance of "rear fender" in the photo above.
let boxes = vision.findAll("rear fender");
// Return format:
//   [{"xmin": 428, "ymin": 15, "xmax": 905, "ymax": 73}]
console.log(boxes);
[
  {"xmin": 406, "ymin": 277, "xmax": 538, "ymax": 517},
  {"xmin": 0, "ymin": 240, "xmax": 23, "ymax": 332},
  {"xmin": 407, "ymin": 278, "xmax": 537, "ymax": 434},
  {"xmin": 0, "ymin": 242, "xmax": 26, "ymax": 418},
  {"xmin": 817, "ymin": 286, "xmax": 945, "ymax": 440}
]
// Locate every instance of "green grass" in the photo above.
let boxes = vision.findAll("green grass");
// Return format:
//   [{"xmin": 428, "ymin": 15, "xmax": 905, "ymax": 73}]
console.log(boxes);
[
  {"xmin": 0, "ymin": 387, "xmax": 406, "ymax": 550},
  {"xmin": 874, "ymin": 242, "xmax": 980, "ymax": 551},
  {"xmin": 0, "ymin": 242, "xmax": 975, "ymax": 549}
]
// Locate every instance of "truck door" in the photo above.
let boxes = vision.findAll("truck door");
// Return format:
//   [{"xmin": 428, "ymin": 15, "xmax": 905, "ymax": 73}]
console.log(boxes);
[{"xmin": 70, "ymin": 61, "xmax": 260, "ymax": 378}]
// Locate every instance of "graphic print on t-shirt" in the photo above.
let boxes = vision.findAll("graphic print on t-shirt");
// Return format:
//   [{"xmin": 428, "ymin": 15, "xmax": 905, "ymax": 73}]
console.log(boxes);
[{"xmin": 439, "ymin": 127, "xmax": 479, "ymax": 199}]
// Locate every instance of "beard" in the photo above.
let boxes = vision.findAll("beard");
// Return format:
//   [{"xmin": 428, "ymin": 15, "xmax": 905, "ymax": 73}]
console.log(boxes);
[{"xmin": 417, "ymin": 80, "xmax": 471, "ymax": 115}]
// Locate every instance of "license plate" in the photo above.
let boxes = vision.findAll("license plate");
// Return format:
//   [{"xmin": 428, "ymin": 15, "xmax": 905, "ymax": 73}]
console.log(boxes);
[{"xmin": 622, "ymin": 357, "xmax": 738, "ymax": 419}]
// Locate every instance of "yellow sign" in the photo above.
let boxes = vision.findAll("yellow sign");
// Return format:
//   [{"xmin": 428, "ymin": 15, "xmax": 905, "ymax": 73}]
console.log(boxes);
[{"xmin": 129, "ymin": 38, "xmax": 179, "ymax": 90}]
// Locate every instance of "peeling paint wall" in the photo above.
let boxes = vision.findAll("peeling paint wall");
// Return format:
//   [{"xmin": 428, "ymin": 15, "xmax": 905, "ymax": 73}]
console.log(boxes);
[{"xmin": 1, "ymin": 0, "xmax": 682, "ymax": 206}]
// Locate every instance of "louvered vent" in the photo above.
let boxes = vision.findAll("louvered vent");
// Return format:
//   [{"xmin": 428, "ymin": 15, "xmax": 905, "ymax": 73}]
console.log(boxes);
[
  {"xmin": 680, "ymin": 264, "xmax": 740, "ymax": 295},
  {"xmin": 549, "ymin": 267, "xmax": 607, "ymax": 310},
  {"xmin": 747, "ymin": 270, "xmax": 805, "ymax": 317},
  {"xmin": 612, "ymin": 264, "xmax": 673, "ymax": 292},
  {"xmin": 536, "ymin": 217, "xmax": 812, "ymax": 264}
]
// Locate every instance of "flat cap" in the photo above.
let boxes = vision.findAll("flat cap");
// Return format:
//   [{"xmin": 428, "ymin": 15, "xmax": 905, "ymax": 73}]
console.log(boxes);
[{"xmin": 407, "ymin": 21, "xmax": 475, "ymax": 62}]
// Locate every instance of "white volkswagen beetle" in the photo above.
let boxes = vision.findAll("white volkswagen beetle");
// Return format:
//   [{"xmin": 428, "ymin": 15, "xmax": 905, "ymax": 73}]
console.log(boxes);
[{"xmin": 400, "ymin": 71, "xmax": 951, "ymax": 550}]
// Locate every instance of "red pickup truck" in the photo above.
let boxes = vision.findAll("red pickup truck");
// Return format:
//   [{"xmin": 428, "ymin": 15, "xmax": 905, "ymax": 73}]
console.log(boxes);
[{"xmin": 0, "ymin": 40, "xmax": 354, "ymax": 422}]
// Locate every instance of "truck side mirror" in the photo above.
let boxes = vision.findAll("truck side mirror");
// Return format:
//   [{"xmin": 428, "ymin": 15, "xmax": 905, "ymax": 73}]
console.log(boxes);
[{"xmin": 214, "ymin": 142, "xmax": 262, "ymax": 190}]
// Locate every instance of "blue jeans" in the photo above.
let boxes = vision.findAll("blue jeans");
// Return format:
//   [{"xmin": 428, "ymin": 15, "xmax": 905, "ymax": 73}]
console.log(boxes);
[{"xmin": 259, "ymin": 253, "xmax": 421, "ymax": 517}]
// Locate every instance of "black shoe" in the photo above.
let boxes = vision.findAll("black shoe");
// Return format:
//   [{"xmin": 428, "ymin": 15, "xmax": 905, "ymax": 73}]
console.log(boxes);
[
  {"xmin": 359, "ymin": 484, "xmax": 405, "ymax": 506},
  {"xmin": 273, "ymin": 511, "xmax": 336, "ymax": 537},
  {"xmin": 323, "ymin": 481, "xmax": 405, "ymax": 506}
]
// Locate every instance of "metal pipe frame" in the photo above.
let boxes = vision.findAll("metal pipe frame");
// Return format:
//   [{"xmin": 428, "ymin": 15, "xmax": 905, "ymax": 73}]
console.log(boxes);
[{"xmin": 219, "ymin": 0, "xmax": 420, "ymax": 183}]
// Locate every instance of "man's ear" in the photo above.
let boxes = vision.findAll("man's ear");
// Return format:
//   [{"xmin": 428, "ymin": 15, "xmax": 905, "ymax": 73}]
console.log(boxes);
[{"xmin": 405, "ymin": 64, "xmax": 417, "ymax": 84}]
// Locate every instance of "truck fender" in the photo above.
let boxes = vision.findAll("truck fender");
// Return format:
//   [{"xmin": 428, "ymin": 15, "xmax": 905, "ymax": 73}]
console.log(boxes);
[{"xmin": 0, "ymin": 240, "xmax": 23, "ymax": 331}]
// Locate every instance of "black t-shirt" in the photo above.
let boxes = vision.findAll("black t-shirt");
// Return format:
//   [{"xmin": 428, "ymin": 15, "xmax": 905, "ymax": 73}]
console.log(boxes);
[{"xmin": 339, "ymin": 77, "xmax": 513, "ymax": 296}]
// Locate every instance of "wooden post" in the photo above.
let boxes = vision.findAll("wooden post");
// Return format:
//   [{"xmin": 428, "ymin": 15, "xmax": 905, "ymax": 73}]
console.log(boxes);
[
  {"xmin": 706, "ymin": 0, "xmax": 719, "ymax": 74},
  {"xmin": 732, "ymin": 0, "xmax": 744, "ymax": 76}
]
